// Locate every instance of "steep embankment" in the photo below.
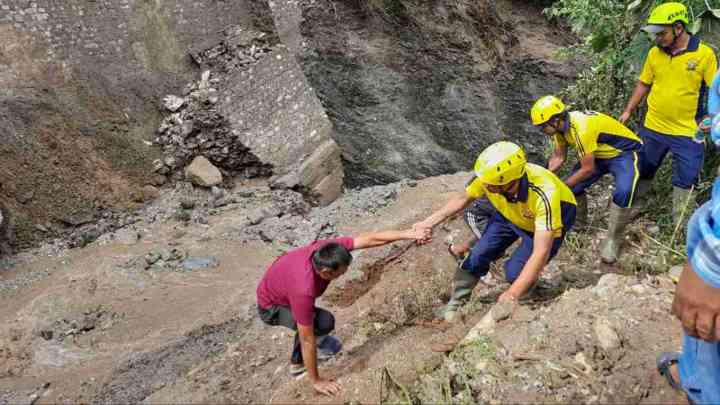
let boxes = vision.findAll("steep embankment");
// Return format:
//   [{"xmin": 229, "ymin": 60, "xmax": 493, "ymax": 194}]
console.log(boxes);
[
  {"xmin": 291, "ymin": 0, "xmax": 576, "ymax": 186},
  {"xmin": 0, "ymin": 0, "xmax": 574, "ymax": 253},
  {"xmin": 0, "ymin": 173, "xmax": 685, "ymax": 404}
]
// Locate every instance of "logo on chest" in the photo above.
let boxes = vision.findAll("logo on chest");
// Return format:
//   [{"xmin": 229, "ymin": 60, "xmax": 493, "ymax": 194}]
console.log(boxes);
[
  {"xmin": 687, "ymin": 59, "xmax": 699, "ymax": 71},
  {"xmin": 521, "ymin": 206, "xmax": 534, "ymax": 220}
]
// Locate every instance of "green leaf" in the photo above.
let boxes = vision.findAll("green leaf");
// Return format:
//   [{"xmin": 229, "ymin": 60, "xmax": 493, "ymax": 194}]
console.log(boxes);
[
  {"xmin": 627, "ymin": 0, "xmax": 643, "ymax": 11},
  {"xmin": 590, "ymin": 32, "xmax": 612, "ymax": 52}
]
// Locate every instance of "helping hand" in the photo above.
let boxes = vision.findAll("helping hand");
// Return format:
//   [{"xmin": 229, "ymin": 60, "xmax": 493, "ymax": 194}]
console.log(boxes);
[{"xmin": 411, "ymin": 221, "xmax": 433, "ymax": 245}]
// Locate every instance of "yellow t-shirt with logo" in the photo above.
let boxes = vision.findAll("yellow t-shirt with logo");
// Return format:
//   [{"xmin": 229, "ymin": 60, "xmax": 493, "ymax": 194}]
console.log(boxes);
[
  {"xmin": 639, "ymin": 36, "xmax": 717, "ymax": 137},
  {"xmin": 554, "ymin": 111, "xmax": 643, "ymax": 160},
  {"xmin": 465, "ymin": 164, "xmax": 577, "ymax": 237}
]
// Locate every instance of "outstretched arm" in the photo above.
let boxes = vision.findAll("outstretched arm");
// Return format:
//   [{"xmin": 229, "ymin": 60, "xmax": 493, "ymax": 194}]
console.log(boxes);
[
  {"xmin": 414, "ymin": 192, "xmax": 475, "ymax": 231},
  {"xmin": 353, "ymin": 228, "xmax": 428, "ymax": 250}
]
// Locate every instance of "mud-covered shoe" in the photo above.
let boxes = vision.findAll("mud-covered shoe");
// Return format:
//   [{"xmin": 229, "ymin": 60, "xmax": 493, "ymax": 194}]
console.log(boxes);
[
  {"xmin": 289, "ymin": 363, "xmax": 307, "ymax": 379},
  {"xmin": 317, "ymin": 335, "xmax": 342, "ymax": 360}
]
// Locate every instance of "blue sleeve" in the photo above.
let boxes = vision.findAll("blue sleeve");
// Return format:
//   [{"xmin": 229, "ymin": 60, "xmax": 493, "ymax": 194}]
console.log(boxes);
[{"xmin": 708, "ymin": 72, "xmax": 720, "ymax": 117}]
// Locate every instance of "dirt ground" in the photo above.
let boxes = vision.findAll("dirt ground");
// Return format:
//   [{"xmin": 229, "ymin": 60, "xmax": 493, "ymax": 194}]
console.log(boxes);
[{"xmin": 0, "ymin": 173, "xmax": 691, "ymax": 405}]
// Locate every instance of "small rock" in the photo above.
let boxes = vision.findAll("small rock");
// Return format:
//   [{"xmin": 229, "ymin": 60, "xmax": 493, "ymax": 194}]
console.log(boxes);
[
  {"xmin": 35, "ymin": 224, "xmax": 48, "ymax": 233},
  {"xmin": 185, "ymin": 156, "xmax": 222, "ymax": 187},
  {"xmin": 211, "ymin": 186, "xmax": 225, "ymax": 200},
  {"xmin": 150, "ymin": 174, "xmax": 167, "ymax": 186},
  {"xmin": 181, "ymin": 256, "xmax": 219, "ymax": 271},
  {"xmin": 174, "ymin": 209, "xmax": 191, "ymax": 222},
  {"xmin": 491, "ymin": 301, "xmax": 514, "ymax": 322},
  {"xmin": 180, "ymin": 198, "xmax": 196, "ymax": 210},
  {"xmin": 141, "ymin": 185, "xmax": 160, "ymax": 201},
  {"xmin": 28, "ymin": 393, "xmax": 39, "ymax": 405},
  {"xmin": 594, "ymin": 318, "xmax": 621, "ymax": 351},
  {"xmin": 646, "ymin": 224, "xmax": 661, "ymax": 235},
  {"xmin": 669, "ymin": 265, "xmax": 684, "ymax": 283},
  {"xmin": 629, "ymin": 284, "xmax": 648, "ymax": 295},
  {"xmin": 592, "ymin": 273, "xmax": 623, "ymax": 297},
  {"xmin": 247, "ymin": 209, "xmax": 267, "ymax": 226},
  {"xmin": 115, "ymin": 228, "xmax": 140, "ymax": 245},
  {"xmin": 18, "ymin": 190, "xmax": 34, "ymax": 204},
  {"xmin": 145, "ymin": 252, "xmax": 161, "ymax": 265},
  {"xmin": 163, "ymin": 95, "xmax": 185, "ymax": 112},
  {"xmin": 39, "ymin": 330, "xmax": 53, "ymax": 341}
]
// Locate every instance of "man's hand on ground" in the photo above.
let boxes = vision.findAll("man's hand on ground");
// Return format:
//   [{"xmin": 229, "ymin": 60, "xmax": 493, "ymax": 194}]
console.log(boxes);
[
  {"xmin": 672, "ymin": 263, "xmax": 720, "ymax": 342},
  {"xmin": 498, "ymin": 290, "xmax": 518, "ymax": 303},
  {"xmin": 312, "ymin": 379, "xmax": 342, "ymax": 396}
]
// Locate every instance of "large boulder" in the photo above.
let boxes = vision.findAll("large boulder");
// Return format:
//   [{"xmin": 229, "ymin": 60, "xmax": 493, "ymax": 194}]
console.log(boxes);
[{"xmin": 185, "ymin": 156, "xmax": 223, "ymax": 188}]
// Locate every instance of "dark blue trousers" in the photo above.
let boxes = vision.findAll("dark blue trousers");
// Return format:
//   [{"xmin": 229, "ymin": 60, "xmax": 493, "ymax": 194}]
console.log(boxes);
[
  {"xmin": 569, "ymin": 151, "xmax": 641, "ymax": 208},
  {"xmin": 638, "ymin": 127, "xmax": 705, "ymax": 189},
  {"xmin": 461, "ymin": 205, "xmax": 576, "ymax": 282}
]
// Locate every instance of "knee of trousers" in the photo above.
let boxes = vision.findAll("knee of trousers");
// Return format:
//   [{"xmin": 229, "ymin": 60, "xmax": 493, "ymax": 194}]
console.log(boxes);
[
  {"xmin": 316, "ymin": 311, "xmax": 336, "ymax": 335},
  {"xmin": 461, "ymin": 253, "xmax": 492, "ymax": 277},
  {"xmin": 503, "ymin": 259, "xmax": 525, "ymax": 283}
]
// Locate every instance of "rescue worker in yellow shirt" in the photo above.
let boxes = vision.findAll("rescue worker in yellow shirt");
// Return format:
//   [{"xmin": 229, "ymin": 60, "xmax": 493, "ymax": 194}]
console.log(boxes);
[
  {"xmin": 531, "ymin": 95, "xmax": 643, "ymax": 263},
  {"xmin": 414, "ymin": 142, "xmax": 576, "ymax": 320},
  {"xmin": 619, "ymin": 2, "xmax": 717, "ymax": 221}
]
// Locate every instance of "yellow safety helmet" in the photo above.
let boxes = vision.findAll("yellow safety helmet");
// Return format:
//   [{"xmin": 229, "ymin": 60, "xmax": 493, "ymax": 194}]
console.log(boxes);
[
  {"xmin": 643, "ymin": 2, "xmax": 689, "ymax": 34},
  {"xmin": 474, "ymin": 141, "xmax": 527, "ymax": 186},
  {"xmin": 530, "ymin": 95, "xmax": 566, "ymax": 126}
]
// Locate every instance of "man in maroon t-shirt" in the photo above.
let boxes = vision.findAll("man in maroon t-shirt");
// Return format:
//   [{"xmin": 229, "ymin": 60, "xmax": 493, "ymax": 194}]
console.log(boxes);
[{"xmin": 256, "ymin": 228, "xmax": 426, "ymax": 396}]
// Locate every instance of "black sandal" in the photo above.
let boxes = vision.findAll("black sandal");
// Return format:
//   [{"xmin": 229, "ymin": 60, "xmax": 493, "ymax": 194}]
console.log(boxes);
[{"xmin": 657, "ymin": 352, "xmax": 683, "ymax": 391}]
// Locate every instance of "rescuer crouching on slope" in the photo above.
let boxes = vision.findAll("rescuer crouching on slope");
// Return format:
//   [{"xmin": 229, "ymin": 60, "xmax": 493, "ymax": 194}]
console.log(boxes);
[
  {"xmin": 531, "ymin": 95, "xmax": 643, "ymax": 263},
  {"xmin": 414, "ymin": 141, "xmax": 576, "ymax": 321}
]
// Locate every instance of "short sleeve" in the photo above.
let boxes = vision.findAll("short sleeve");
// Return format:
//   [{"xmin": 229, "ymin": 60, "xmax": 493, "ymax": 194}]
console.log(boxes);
[
  {"xmin": 578, "ymin": 118, "xmax": 598, "ymax": 156},
  {"xmin": 639, "ymin": 49, "xmax": 655, "ymax": 85},
  {"xmin": 289, "ymin": 294, "xmax": 316, "ymax": 326},
  {"xmin": 702, "ymin": 47, "xmax": 718, "ymax": 88},
  {"xmin": 332, "ymin": 236, "xmax": 355, "ymax": 251},
  {"xmin": 533, "ymin": 189, "xmax": 563, "ymax": 234},
  {"xmin": 465, "ymin": 178, "xmax": 486, "ymax": 199}
]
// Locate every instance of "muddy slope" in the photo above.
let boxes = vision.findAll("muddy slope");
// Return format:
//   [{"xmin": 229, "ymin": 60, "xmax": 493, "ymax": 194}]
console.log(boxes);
[
  {"xmin": 296, "ymin": 0, "xmax": 576, "ymax": 186},
  {"xmin": 0, "ymin": 173, "xmax": 686, "ymax": 405}
]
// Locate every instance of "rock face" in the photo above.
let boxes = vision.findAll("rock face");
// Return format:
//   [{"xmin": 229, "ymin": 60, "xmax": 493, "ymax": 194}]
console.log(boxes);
[
  {"xmin": 0, "ymin": 203, "xmax": 15, "ymax": 255},
  {"xmin": 185, "ymin": 157, "xmax": 223, "ymax": 188},
  {"xmin": 278, "ymin": 0, "xmax": 575, "ymax": 187}
]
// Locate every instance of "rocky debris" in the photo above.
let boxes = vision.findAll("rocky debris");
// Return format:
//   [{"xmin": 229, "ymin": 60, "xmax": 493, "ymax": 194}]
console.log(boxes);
[
  {"xmin": 185, "ymin": 156, "xmax": 223, "ymax": 188},
  {"xmin": 189, "ymin": 26, "xmax": 276, "ymax": 73},
  {"xmin": 153, "ymin": 28, "xmax": 275, "ymax": 184},
  {"xmin": 38, "ymin": 306, "xmax": 120, "ymax": 342},
  {"xmin": 163, "ymin": 95, "xmax": 186, "ymax": 113},
  {"xmin": 118, "ymin": 248, "xmax": 218, "ymax": 273}
]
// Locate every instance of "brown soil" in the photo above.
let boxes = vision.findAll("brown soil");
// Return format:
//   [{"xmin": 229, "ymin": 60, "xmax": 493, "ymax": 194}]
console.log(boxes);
[{"xmin": 0, "ymin": 173, "xmax": 691, "ymax": 405}]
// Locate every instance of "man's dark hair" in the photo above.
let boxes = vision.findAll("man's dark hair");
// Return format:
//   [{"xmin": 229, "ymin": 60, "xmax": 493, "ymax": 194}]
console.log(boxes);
[{"xmin": 312, "ymin": 243, "xmax": 353, "ymax": 272}]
